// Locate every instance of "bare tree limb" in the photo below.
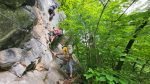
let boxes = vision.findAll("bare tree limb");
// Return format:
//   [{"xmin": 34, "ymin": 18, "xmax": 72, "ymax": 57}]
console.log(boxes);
[
  {"xmin": 114, "ymin": 0, "xmax": 136, "ymax": 22},
  {"xmin": 94, "ymin": 0, "xmax": 109, "ymax": 34},
  {"xmin": 114, "ymin": 21, "xmax": 148, "ymax": 70},
  {"xmin": 99, "ymin": 0, "xmax": 105, "ymax": 6}
]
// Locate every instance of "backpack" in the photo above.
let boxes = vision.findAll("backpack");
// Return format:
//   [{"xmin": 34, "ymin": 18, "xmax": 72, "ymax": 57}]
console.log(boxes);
[
  {"xmin": 62, "ymin": 47, "xmax": 69, "ymax": 61},
  {"xmin": 54, "ymin": 28, "xmax": 63, "ymax": 36}
]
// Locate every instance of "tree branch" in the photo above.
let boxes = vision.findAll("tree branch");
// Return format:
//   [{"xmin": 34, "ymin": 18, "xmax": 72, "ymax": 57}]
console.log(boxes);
[
  {"xmin": 114, "ymin": 0, "xmax": 136, "ymax": 22},
  {"xmin": 94, "ymin": 0, "xmax": 109, "ymax": 34},
  {"xmin": 99, "ymin": 0, "xmax": 105, "ymax": 6},
  {"xmin": 114, "ymin": 21, "xmax": 148, "ymax": 71}
]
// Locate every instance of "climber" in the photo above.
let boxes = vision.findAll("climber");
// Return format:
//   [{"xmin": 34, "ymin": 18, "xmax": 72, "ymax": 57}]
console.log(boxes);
[
  {"xmin": 48, "ymin": 27, "xmax": 63, "ymax": 42},
  {"xmin": 53, "ymin": 44, "xmax": 74, "ymax": 79},
  {"xmin": 67, "ymin": 45, "xmax": 73, "ymax": 79},
  {"xmin": 48, "ymin": 4, "xmax": 58, "ymax": 21}
]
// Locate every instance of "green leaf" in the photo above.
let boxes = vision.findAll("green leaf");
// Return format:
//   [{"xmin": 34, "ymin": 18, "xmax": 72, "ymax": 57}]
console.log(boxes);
[
  {"xmin": 99, "ymin": 76, "xmax": 107, "ymax": 82},
  {"xmin": 113, "ymin": 77, "xmax": 119, "ymax": 83},
  {"xmin": 120, "ymin": 53, "xmax": 127, "ymax": 56},
  {"xmin": 108, "ymin": 81, "xmax": 115, "ymax": 84},
  {"xmin": 119, "ymin": 79, "xmax": 128, "ymax": 84},
  {"xmin": 84, "ymin": 74, "xmax": 93, "ymax": 79},
  {"xmin": 106, "ymin": 75, "xmax": 114, "ymax": 81},
  {"xmin": 95, "ymin": 76, "xmax": 101, "ymax": 82},
  {"xmin": 95, "ymin": 71, "xmax": 101, "ymax": 76},
  {"xmin": 101, "ymin": 71, "xmax": 107, "ymax": 76},
  {"xmin": 135, "ymin": 60, "xmax": 145, "ymax": 65},
  {"xmin": 88, "ymin": 68, "xmax": 94, "ymax": 73},
  {"xmin": 126, "ymin": 56, "xmax": 135, "ymax": 62},
  {"xmin": 120, "ymin": 58, "xmax": 125, "ymax": 61}
]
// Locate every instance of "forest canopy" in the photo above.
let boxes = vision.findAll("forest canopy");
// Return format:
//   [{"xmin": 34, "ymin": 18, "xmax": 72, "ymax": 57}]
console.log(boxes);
[{"xmin": 58, "ymin": 0, "xmax": 150, "ymax": 83}]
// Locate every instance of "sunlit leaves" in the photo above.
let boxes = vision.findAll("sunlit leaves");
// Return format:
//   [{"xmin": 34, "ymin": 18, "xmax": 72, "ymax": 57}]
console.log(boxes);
[
  {"xmin": 59, "ymin": 0, "xmax": 150, "ymax": 83},
  {"xmin": 84, "ymin": 68, "xmax": 129, "ymax": 84}
]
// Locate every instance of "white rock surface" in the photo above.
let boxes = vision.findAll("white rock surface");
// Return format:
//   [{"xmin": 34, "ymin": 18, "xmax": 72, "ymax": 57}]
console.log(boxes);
[
  {"xmin": 11, "ymin": 62, "xmax": 26, "ymax": 77},
  {"xmin": 0, "ymin": 48, "xmax": 23, "ymax": 69},
  {"xmin": 0, "ymin": 71, "xmax": 46, "ymax": 84},
  {"xmin": 0, "ymin": 0, "xmax": 67, "ymax": 83}
]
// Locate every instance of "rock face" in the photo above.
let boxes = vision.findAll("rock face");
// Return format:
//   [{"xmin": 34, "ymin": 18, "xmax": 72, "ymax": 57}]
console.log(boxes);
[
  {"xmin": 0, "ymin": 71, "xmax": 46, "ymax": 84},
  {"xmin": 0, "ymin": 0, "xmax": 67, "ymax": 84},
  {"xmin": 0, "ymin": 48, "xmax": 23, "ymax": 69},
  {"xmin": 0, "ymin": 0, "xmax": 27, "ymax": 8},
  {"xmin": 0, "ymin": 1, "xmax": 37, "ymax": 50}
]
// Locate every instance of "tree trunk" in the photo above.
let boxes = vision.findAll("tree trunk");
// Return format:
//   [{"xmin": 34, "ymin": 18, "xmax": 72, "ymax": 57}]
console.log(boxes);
[
  {"xmin": 140, "ymin": 58, "xmax": 150, "ymax": 75},
  {"xmin": 132, "ymin": 58, "xmax": 139, "ymax": 71},
  {"xmin": 132, "ymin": 62, "xmax": 137, "ymax": 71},
  {"xmin": 114, "ymin": 21, "xmax": 148, "ymax": 71}
]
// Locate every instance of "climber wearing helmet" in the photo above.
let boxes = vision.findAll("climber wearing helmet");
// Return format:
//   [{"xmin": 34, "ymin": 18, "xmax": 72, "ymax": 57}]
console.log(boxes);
[
  {"xmin": 52, "ymin": 38, "xmax": 74, "ymax": 79},
  {"xmin": 48, "ymin": 27, "xmax": 63, "ymax": 42},
  {"xmin": 48, "ymin": 4, "xmax": 58, "ymax": 21}
]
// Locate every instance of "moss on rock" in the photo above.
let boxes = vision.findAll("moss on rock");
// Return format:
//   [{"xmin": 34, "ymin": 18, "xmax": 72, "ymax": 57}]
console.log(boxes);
[
  {"xmin": 0, "ymin": 4, "xmax": 36, "ymax": 50},
  {"xmin": 0, "ymin": 0, "xmax": 27, "ymax": 9}
]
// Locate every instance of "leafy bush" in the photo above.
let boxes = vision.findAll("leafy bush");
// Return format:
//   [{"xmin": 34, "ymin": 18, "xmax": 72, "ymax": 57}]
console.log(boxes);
[{"xmin": 84, "ymin": 68, "xmax": 128, "ymax": 84}]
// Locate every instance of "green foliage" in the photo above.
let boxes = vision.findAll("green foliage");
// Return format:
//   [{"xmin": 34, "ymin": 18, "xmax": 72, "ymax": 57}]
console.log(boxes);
[
  {"xmin": 84, "ymin": 68, "xmax": 128, "ymax": 84},
  {"xmin": 58, "ymin": 0, "xmax": 150, "ymax": 83}
]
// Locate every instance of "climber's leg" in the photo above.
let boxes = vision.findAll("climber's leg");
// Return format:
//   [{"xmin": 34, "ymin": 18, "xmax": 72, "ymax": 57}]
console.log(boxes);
[{"xmin": 69, "ymin": 59, "xmax": 73, "ymax": 78}]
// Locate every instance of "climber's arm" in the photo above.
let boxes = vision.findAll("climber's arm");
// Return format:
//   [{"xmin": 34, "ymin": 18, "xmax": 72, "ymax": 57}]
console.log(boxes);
[
  {"xmin": 53, "ymin": 51, "xmax": 64, "ymax": 58},
  {"xmin": 56, "ymin": 52, "xmax": 64, "ymax": 55}
]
